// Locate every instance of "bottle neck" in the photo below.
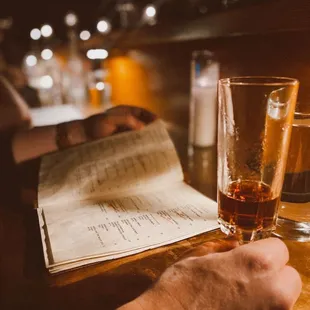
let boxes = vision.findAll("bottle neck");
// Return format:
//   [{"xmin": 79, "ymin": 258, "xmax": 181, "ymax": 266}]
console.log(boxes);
[{"xmin": 68, "ymin": 29, "xmax": 78, "ymax": 57}]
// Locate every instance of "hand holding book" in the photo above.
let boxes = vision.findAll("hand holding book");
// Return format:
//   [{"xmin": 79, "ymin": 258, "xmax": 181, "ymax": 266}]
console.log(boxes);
[
  {"xmin": 12, "ymin": 104, "xmax": 157, "ymax": 163},
  {"xmin": 84, "ymin": 105, "xmax": 157, "ymax": 140}
]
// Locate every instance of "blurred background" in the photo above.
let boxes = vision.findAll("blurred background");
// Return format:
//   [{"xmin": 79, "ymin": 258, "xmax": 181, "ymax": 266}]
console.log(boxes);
[{"xmin": 1, "ymin": 0, "xmax": 310, "ymax": 129}]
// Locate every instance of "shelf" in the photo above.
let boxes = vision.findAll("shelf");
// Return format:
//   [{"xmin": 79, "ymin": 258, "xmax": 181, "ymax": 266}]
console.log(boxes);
[{"xmin": 88, "ymin": 0, "xmax": 310, "ymax": 48}]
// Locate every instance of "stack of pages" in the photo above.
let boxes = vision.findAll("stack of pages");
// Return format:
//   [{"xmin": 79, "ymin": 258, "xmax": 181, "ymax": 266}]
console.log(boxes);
[{"xmin": 38, "ymin": 120, "xmax": 219, "ymax": 273}]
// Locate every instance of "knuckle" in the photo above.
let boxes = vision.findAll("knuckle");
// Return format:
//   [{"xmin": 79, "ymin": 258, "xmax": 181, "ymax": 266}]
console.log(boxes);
[
  {"xmin": 270, "ymin": 289, "xmax": 292, "ymax": 310},
  {"xmin": 238, "ymin": 249, "xmax": 273, "ymax": 272},
  {"xmin": 107, "ymin": 105, "xmax": 127, "ymax": 116},
  {"xmin": 287, "ymin": 265, "xmax": 302, "ymax": 283},
  {"xmin": 174, "ymin": 257, "xmax": 196, "ymax": 269},
  {"xmin": 284, "ymin": 266, "xmax": 302, "ymax": 292},
  {"xmin": 269, "ymin": 238, "xmax": 289, "ymax": 255},
  {"xmin": 163, "ymin": 258, "xmax": 194, "ymax": 279},
  {"xmin": 117, "ymin": 104, "xmax": 127, "ymax": 109},
  {"xmin": 117, "ymin": 105, "xmax": 129, "ymax": 113},
  {"xmin": 270, "ymin": 267, "xmax": 302, "ymax": 310},
  {"xmin": 182, "ymin": 243, "xmax": 214, "ymax": 258},
  {"xmin": 125, "ymin": 114, "xmax": 135, "ymax": 124}
]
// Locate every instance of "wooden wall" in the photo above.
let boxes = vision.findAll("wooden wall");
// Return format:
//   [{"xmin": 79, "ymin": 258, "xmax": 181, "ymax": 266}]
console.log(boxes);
[{"xmin": 106, "ymin": 31, "xmax": 310, "ymax": 128}]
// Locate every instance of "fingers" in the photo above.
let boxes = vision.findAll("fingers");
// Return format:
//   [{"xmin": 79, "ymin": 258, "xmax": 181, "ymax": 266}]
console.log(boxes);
[
  {"xmin": 270, "ymin": 266, "xmax": 302, "ymax": 309},
  {"xmin": 84, "ymin": 105, "xmax": 157, "ymax": 140},
  {"xmin": 106, "ymin": 114, "xmax": 146, "ymax": 137},
  {"xmin": 107, "ymin": 105, "xmax": 157, "ymax": 125},
  {"xmin": 181, "ymin": 238, "xmax": 239, "ymax": 259},
  {"xmin": 105, "ymin": 114, "xmax": 145, "ymax": 132},
  {"xmin": 84, "ymin": 113, "xmax": 145, "ymax": 139},
  {"xmin": 232, "ymin": 238, "xmax": 289, "ymax": 272},
  {"xmin": 129, "ymin": 106, "xmax": 158, "ymax": 124}
]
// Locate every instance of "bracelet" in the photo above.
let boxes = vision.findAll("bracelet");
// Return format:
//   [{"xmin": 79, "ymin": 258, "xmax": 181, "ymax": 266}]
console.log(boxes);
[{"xmin": 55, "ymin": 123, "xmax": 71, "ymax": 150}]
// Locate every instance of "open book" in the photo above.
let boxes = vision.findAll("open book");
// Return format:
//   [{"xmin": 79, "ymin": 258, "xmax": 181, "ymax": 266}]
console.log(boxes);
[{"xmin": 38, "ymin": 120, "xmax": 219, "ymax": 274}]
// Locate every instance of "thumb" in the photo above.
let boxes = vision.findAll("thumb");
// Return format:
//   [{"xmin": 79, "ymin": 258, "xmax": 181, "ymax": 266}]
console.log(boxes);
[{"xmin": 180, "ymin": 237, "xmax": 239, "ymax": 259}]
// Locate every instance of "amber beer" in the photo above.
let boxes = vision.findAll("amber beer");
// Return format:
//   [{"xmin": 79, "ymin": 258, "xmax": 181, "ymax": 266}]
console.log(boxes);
[
  {"xmin": 276, "ymin": 112, "xmax": 310, "ymax": 241},
  {"xmin": 218, "ymin": 181, "xmax": 279, "ymax": 232},
  {"xmin": 281, "ymin": 120, "xmax": 310, "ymax": 204}
]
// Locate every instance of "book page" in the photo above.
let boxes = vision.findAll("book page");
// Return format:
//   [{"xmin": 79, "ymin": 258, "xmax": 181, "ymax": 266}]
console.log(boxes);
[
  {"xmin": 38, "ymin": 183, "xmax": 218, "ymax": 272},
  {"xmin": 39, "ymin": 120, "xmax": 183, "ymax": 207}
]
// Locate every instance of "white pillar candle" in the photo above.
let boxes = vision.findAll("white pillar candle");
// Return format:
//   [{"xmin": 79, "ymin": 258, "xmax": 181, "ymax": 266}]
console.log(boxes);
[
  {"xmin": 189, "ymin": 62, "xmax": 219, "ymax": 148},
  {"xmin": 191, "ymin": 86, "xmax": 217, "ymax": 147}
]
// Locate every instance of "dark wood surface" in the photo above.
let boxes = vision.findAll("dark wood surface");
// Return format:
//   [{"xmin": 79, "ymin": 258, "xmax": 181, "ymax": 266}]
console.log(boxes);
[{"xmin": 0, "ymin": 129, "xmax": 309, "ymax": 310}]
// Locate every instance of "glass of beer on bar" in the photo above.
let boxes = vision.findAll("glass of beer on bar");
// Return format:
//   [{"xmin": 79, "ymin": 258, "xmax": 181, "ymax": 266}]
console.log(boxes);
[
  {"xmin": 217, "ymin": 77, "xmax": 299, "ymax": 244},
  {"xmin": 275, "ymin": 103, "xmax": 310, "ymax": 241}
]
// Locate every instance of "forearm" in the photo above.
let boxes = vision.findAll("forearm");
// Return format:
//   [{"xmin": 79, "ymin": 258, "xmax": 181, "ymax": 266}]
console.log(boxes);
[
  {"xmin": 12, "ymin": 120, "xmax": 88, "ymax": 163},
  {"xmin": 10, "ymin": 105, "xmax": 156, "ymax": 164},
  {"xmin": 12, "ymin": 125, "xmax": 57, "ymax": 163}
]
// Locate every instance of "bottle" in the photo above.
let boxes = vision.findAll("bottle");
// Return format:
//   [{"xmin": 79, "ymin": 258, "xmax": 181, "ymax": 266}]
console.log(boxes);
[
  {"xmin": 63, "ymin": 28, "xmax": 88, "ymax": 106},
  {"xmin": 88, "ymin": 61, "xmax": 112, "ymax": 110}
]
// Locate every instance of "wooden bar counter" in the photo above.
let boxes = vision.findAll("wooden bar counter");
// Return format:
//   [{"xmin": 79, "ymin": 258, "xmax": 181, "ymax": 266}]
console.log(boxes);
[{"xmin": 0, "ymin": 126, "xmax": 309, "ymax": 310}]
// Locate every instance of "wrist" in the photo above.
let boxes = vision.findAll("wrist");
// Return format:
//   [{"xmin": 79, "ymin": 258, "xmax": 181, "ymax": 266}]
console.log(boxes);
[
  {"xmin": 67, "ymin": 120, "xmax": 88, "ymax": 145},
  {"xmin": 56, "ymin": 120, "xmax": 87, "ymax": 150},
  {"xmin": 82, "ymin": 114, "xmax": 103, "ymax": 140}
]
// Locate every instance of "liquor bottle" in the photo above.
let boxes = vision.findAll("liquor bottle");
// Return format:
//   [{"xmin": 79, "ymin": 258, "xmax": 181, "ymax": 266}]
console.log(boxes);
[{"xmin": 63, "ymin": 16, "xmax": 88, "ymax": 106}]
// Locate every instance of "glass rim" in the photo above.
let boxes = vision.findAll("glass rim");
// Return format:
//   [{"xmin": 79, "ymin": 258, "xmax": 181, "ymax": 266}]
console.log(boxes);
[
  {"xmin": 192, "ymin": 50, "xmax": 215, "ymax": 58},
  {"xmin": 219, "ymin": 76, "xmax": 299, "ymax": 86},
  {"xmin": 295, "ymin": 102, "xmax": 310, "ymax": 117},
  {"xmin": 295, "ymin": 110, "xmax": 310, "ymax": 117}
]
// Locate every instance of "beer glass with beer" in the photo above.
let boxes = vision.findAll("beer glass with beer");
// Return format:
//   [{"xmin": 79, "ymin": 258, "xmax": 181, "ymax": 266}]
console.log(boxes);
[
  {"xmin": 217, "ymin": 77, "xmax": 299, "ymax": 243},
  {"xmin": 275, "ymin": 103, "xmax": 310, "ymax": 241}
]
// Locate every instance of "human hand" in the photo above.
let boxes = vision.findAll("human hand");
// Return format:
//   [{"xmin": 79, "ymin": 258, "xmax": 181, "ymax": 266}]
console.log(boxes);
[
  {"xmin": 83, "ymin": 105, "xmax": 157, "ymax": 140},
  {"xmin": 12, "ymin": 105, "xmax": 156, "ymax": 166},
  {"xmin": 122, "ymin": 238, "xmax": 301, "ymax": 310}
]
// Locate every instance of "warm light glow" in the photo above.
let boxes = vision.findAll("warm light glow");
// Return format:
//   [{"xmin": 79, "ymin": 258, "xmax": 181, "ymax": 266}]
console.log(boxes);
[
  {"xmin": 106, "ymin": 56, "xmax": 153, "ymax": 108},
  {"xmin": 25, "ymin": 55, "xmax": 37, "ymax": 67},
  {"xmin": 30, "ymin": 28, "xmax": 41, "ymax": 40},
  {"xmin": 65, "ymin": 12, "xmax": 78, "ymax": 27},
  {"xmin": 96, "ymin": 82, "xmax": 105, "ymax": 91},
  {"xmin": 41, "ymin": 49, "xmax": 53, "ymax": 60},
  {"xmin": 87, "ymin": 50, "xmax": 93, "ymax": 59},
  {"xmin": 145, "ymin": 5, "xmax": 156, "ymax": 18},
  {"xmin": 97, "ymin": 19, "xmax": 111, "ymax": 34},
  {"xmin": 80, "ymin": 30, "xmax": 91, "ymax": 41},
  {"xmin": 87, "ymin": 49, "xmax": 109, "ymax": 60},
  {"xmin": 40, "ymin": 75, "xmax": 53, "ymax": 89},
  {"xmin": 41, "ymin": 24, "xmax": 53, "ymax": 38}
]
